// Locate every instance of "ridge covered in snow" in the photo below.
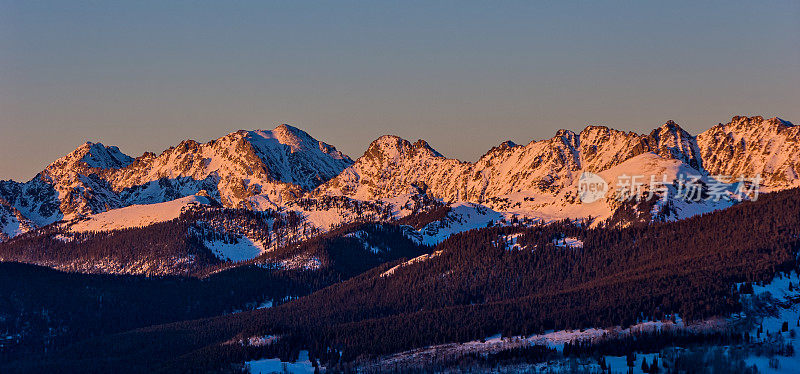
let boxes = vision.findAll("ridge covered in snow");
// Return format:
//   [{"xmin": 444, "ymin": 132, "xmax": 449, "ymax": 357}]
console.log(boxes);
[
  {"xmin": 317, "ymin": 117, "xmax": 766, "ymax": 205},
  {"xmin": 698, "ymin": 116, "xmax": 800, "ymax": 191},
  {"xmin": 67, "ymin": 193, "xmax": 213, "ymax": 233},
  {"xmin": 0, "ymin": 115, "xmax": 798, "ymax": 242},
  {"xmin": 316, "ymin": 116, "xmax": 789, "ymax": 227},
  {"xmin": 0, "ymin": 124, "xmax": 353, "ymax": 239}
]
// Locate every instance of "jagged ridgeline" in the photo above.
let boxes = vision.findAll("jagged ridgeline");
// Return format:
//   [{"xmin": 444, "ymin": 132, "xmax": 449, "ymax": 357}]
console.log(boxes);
[
  {"xmin": 5, "ymin": 115, "xmax": 795, "ymax": 276},
  {"xmin": 1, "ymin": 116, "xmax": 800, "ymax": 373},
  {"xmin": 317, "ymin": 116, "xmax": 798, "ymax": 202},
  {"xmin": 2, "ymin": 116, "xmax": 799, "ymax": 244},
  {"xmin": 0, "ymin": 124, "xmax": 354, "ymax": 240}
]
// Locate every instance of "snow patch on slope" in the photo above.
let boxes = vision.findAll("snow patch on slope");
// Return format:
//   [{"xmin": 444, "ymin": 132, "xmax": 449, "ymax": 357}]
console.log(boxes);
[
  {"xmin": 246, "ymin": 350, "xmax": 317, "ymax": 374},
  {"xmin": 418, "ymin": 203, "xmax": 505, "ymax": 245},
  {"xmin": 277, "ymin": 255, "xmax": 322, "ymax": 270},
  {"xmin": 381, "ymin": 250, "xmax": 443, "ymax": 277},
  {"xmin": 370, "ymin": 317, "xmax": 715, "ymax": 371},
  {"xmin": 204, "ymin": 235, "xmax": 265, "ymax": 262},
  {"xmin": 738, "ymin": 271, "xmax": 800, "ymax": 373},
  {"xmin": 0, "ymin": 204, "xmax": 34, "ymax": 241},
  {"xmin": 69, "ymin": 194, "xmax": 211, "ymax": 232},
  {"xmin": 553, "ymin": 237, "xmax": 583, "ymax": 248}
]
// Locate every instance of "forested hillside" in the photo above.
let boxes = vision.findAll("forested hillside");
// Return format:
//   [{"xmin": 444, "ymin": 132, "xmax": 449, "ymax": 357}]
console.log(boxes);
[
  {"xmin": 0, "ymin": 220, "xmax": 432, "ymax": 366},
  {"xmin": 4, "ymin": 188, "xmax": 797, "ymax": 373}
]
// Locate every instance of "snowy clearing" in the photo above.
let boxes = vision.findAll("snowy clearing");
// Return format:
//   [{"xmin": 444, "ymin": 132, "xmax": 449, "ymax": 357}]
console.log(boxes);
[
  {"xmin": 553, "ymin": 237, "xmax": 583, "ymax": 248},
  {"xmin": 204, "ymin": 235, "xmax": 265, "ymax": 262},
  {"xmin": 69, "ymin": 194, "xmax": 211, "ymax": 232},
  {"xmin": 245, "ymin": 350, "xmax": 317, "ymax": 374},
  {"xmin": 738, "ymin": 271, "xmax": 800, "ymax": 373}
]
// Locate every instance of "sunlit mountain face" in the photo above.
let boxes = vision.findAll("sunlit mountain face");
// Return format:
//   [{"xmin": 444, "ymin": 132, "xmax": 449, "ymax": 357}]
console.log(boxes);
[{"xmin": 2, "ymin": 115, "xmax": 800, "ymax": 373}]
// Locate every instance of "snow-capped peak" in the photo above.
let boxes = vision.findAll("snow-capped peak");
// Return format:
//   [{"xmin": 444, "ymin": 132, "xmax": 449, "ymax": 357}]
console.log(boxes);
[
  {"xmin": 51, "ymin": 141, "xmax": 134, "ymax": 171},
  {"xmin": 729, "ymin": 115, "xmax": 794, "ymax": 129},
  {"xmin": 319, "ymin": 116, "xmax": 799, "ymax": 225},
  {"xmin": 698, "ymin": 115, "xmax": 800, "ymax": 190},
  {"xmin": 245, "ymin": 126, "xmax": 350, "ymax": 160},
  {"xmin": 0, "ymin": 125, "xmax": 356, "ymax": 240},
  {"xmin": 2, "ymin": 116, "xmax": 799, "ymax": 243},
  {"xmin": 362, "ymin": 135, "xmax": 444, "ymax": 163},
  {"xmin": 648, "ymin": 120, "xmax": 703, "ymax": 170}
]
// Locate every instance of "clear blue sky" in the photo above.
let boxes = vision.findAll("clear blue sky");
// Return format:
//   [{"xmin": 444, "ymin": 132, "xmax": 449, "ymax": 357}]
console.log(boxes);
[{"xmin": 1, "ymin": 1, "xmax": 798, "ymax": 181}]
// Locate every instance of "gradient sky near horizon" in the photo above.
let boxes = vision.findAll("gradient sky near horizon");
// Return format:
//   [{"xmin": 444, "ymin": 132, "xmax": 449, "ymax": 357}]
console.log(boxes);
[{"xmin": 1, "ymin": 1, "xmax": 799, "ymax": 181}]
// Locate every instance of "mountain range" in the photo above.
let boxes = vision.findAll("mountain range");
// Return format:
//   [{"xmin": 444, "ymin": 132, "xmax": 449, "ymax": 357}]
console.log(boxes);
[
  {"xmin": 2, "ymin": 114, "xmax": 800, "ymax": 373},
  {"xmin": 1, "ymin": 115, "xmax": 798, "ymax": 244}
]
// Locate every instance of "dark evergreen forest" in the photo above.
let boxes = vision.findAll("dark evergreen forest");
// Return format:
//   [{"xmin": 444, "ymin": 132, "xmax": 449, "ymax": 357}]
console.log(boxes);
[{"xmin": 1, "ymin": 188, "xmax": 798, "ymax": 373}]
